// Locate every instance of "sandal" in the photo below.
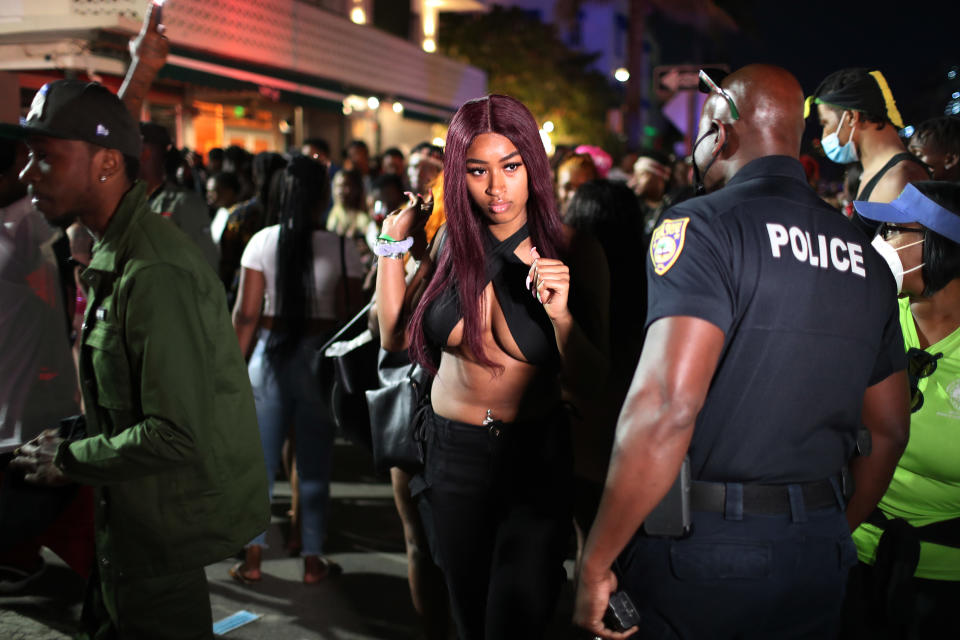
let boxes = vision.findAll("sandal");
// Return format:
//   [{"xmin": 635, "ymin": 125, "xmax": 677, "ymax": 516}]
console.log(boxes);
[
  {"xmin": 303, "ymin": 556, "xmax": 342, "ymax": 584},
  {"xmin": 228, "ymin": 545, "xmax": 262, "ymax": 584},
  {"xmin": 228, "ymin": 561, "xmax": 261, "ymax": 585}
]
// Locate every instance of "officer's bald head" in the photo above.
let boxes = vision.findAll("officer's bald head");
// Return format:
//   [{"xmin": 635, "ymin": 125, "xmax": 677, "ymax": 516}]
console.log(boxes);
[
  {"xmin": 695, "ymin": 65, "xmax": 805, "ymax": 192},
  {"xmin": 723, "ymin": 64, "xmax": 805, "ymax": 152}
]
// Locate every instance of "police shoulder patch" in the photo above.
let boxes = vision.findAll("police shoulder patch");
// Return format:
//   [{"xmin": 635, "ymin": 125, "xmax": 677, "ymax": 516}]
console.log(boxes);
[{"xmin": 650, "ymin": 217, "xmax": 690, "ymax": 276}]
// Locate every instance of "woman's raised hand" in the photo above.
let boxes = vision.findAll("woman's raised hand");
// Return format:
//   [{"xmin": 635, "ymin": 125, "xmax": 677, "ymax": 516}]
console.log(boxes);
[
  {"xmin": 527, "ymin": 246, "xmax": 571, "ymax": 321},
  {"xmin": 380, "ymin": 191, "xmax": 433, "ymax": 243}
]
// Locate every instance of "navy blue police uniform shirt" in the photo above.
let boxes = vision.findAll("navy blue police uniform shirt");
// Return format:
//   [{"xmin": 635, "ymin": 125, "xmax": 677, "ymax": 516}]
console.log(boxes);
[{"xmin": 646, "ymin": 155, "xmax": 906, "ymax": 485}]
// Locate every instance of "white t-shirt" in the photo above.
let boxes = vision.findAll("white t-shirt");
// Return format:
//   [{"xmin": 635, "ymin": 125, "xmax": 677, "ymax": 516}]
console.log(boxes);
[{"xmin": 240, "ymin": 225, "xmax": 364, "ymax": 319}]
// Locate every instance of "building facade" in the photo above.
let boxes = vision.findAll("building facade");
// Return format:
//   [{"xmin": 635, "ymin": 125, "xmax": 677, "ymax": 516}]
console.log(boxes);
[{"xmin": 0, "ymin": 0, "xmax": 488, "ymax": 159}]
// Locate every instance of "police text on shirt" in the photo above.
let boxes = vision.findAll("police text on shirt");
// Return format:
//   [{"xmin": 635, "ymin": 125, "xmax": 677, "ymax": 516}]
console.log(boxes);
[{"xmin": 766, "ymin": 223, "xmax": 865, "ymax": 277}]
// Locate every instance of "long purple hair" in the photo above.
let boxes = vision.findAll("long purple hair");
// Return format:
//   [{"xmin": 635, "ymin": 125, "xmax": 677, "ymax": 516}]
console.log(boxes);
[{"xmin": 408, "ymin": 94, "xmax": 564, "ymax": 373}]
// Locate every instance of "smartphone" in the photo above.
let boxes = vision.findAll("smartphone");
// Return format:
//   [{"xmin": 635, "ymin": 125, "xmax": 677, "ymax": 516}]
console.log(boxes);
[
  {"xmin": 642, "ymin": 456, "xmax": 692, "ymax": 538},
  {"xmin": 152, "ymin": 0, "xmax": 165, "ymax": 23},
  {"xmin": 604, "ymin": 591, "xmax": 641, "ymax": 631}
]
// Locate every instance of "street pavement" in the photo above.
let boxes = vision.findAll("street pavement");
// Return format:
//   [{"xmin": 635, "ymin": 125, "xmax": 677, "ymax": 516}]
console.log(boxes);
[{"xmin": 0, "ymin": 439, "xmax": 580, "ymax": 639}]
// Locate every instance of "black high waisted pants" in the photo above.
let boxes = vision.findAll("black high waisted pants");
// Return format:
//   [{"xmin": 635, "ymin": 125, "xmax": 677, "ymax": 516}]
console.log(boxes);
[{"xmin": 412, "ymin": 406, "xmax": 573, "ymax": 640}]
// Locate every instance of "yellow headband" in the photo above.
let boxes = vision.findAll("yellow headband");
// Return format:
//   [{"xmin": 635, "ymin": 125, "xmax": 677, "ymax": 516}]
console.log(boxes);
[
  {"xmin": 803, "ymin": 95, "xmax": 851, "ymax": 120},
  {"xmin": 869, "ymin": 70, "xmax": 904, "ymax": 129},
  {"xmin": 806, "ymin": 70, "xmax": 904, "ymax": 129}
]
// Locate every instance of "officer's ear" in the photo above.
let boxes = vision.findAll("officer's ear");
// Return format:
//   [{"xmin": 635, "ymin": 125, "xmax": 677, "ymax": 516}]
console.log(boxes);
[{"xmin": 713, "ymin": 120, "xmax": 737, "ymax": 159}]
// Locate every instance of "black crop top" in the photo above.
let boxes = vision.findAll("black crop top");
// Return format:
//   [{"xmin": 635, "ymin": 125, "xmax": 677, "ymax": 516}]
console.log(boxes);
[{"xmin": 422, "ymin": 223, "xmax": 559, "ymax": 365}]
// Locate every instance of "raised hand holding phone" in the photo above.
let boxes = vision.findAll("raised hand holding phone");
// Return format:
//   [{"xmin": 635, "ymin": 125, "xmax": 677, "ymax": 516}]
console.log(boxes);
[
  {"xmin": 130, "ymin": 1, "xmax": 169, "ymax": 72},
  {"xmin": 119, "ymin": 2, "xmax": 170, "ymax": 119}
]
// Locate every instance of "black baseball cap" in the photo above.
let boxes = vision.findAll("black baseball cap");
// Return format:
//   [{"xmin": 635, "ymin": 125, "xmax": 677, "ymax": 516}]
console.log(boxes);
[{"xmin": 2, "ymin": 80, "xmax": 142, "ymax": 157}]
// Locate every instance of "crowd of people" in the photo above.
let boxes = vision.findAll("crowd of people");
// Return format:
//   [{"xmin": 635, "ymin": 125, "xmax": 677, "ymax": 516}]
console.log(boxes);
[{"xmin": 1, "ymin": 4, "xmax": 960, "ymax": 640}]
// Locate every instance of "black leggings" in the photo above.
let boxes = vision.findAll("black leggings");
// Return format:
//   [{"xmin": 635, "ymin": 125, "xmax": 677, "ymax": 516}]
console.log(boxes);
[{"xmin": 413, "ymin": 407, "xmax": 573, "ymax": 640}]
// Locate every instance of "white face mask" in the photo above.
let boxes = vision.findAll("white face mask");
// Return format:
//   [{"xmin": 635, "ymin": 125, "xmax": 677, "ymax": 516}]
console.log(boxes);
[{"xmin": 871, "ymin": 234, "xmax": 925, "ymax": 293}]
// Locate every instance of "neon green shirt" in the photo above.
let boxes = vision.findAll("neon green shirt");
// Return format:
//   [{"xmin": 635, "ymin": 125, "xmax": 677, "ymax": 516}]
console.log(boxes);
[{"xmin": 852, "ymin": 297, "xmax": 960, "ymax": 580}]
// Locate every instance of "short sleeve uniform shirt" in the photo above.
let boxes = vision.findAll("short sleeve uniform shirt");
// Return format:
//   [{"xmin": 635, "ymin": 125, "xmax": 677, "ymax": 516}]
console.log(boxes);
[{"xmin": 646, "ymin": 156, "xmax": 905, "ymax": 484}]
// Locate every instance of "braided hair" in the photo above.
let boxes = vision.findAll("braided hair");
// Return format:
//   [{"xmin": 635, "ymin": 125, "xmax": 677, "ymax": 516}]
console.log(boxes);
[{"xmin": 266, "ymin": 155, "xmax": 329, "ymax": 363}]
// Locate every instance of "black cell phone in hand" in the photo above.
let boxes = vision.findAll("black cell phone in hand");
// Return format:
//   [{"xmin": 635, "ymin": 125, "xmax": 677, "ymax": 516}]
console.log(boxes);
[
  {"xmin": 152, "ymin": 0, "xmax": 164, "ymax": 24},
  {"xmin": 605, "ymin": 590, "xmax": 641, "ymax": 631}
]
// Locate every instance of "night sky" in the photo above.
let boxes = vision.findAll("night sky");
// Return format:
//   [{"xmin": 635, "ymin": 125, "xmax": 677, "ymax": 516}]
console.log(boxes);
[
  {"xmin": 641, "ymin": 0, "xmax": 957, "ymax": 174},
  {"xmin": 656, "ymin": 0, "xmax": 958, "ymax": 125}
]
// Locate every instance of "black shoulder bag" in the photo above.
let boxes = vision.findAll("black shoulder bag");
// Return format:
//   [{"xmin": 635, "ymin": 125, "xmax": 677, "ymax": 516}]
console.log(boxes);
[{"xmin": 365, "ymin": 349, "xmax": 431, "ymax": 474}]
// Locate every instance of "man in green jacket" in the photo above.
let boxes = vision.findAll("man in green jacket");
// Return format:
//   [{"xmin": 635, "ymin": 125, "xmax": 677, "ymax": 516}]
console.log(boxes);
[{"xmin": 9, "ymin": 79, "xmax": 269, "ymax": 639}]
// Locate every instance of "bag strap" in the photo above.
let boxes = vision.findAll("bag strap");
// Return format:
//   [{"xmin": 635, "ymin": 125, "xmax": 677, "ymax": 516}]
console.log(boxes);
[
  {"xmin": 318, "ymin": 233, "xmax": 365, "ymax": 356},
  {"xmin": 319, "ymin": 300, "xmax": 374, "ymax": 355}
]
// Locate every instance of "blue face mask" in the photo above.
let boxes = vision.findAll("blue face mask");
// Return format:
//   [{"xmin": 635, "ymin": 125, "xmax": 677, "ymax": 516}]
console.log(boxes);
[{"xmin": 821, "ymin": 111, "xmax": 858, "ymax": 164}]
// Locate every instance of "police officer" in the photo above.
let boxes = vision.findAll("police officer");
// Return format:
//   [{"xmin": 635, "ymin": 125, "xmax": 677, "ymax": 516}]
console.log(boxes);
[
  {"xmin": 10, "ymin": 80, "xmax": 268, "ymax": 640},
  {"xmin": 573, "ymin": 64, "xmax": 911, "ymax": 639}
]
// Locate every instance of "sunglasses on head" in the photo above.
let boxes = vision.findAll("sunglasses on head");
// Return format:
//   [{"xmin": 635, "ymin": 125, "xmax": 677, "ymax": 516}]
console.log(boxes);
[{"xmin": 698, "ymin": 70, "xmax": 740, "ymax": 121}]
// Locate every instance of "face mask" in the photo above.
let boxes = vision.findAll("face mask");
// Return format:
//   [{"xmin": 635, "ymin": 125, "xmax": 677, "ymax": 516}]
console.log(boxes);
[
  {"xmin": 691, "ymin": 126, "xmax": 722, "ymax": 196},
  {"xmin": 871, "ymin": 234, "xmax": 924, "ymax": 293},
  {"xmin": 822, "ymin": 112, "xmax": 858, "ymax": 164}
]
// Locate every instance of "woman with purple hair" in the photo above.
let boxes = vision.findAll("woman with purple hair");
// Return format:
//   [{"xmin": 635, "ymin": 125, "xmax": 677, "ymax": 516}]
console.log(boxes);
[{"xmin": 375, "ymin": 94, "xmax": 609, "ymax": 638}]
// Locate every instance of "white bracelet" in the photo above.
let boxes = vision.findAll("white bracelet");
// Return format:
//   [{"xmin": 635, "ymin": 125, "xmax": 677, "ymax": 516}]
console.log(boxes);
[{"xmin": 374, "ymin": 236, "xmax": 414, "ymax": 258}]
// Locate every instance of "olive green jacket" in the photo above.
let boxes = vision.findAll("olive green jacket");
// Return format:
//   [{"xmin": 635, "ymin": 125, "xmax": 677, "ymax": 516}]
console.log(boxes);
[
  {"xmin": 55, "ymin": 181, "xmax": 269, "ymax": 578},
  {"xmin": 148, "ymin": 185, "xmax": 220, "ymax": 273}
]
